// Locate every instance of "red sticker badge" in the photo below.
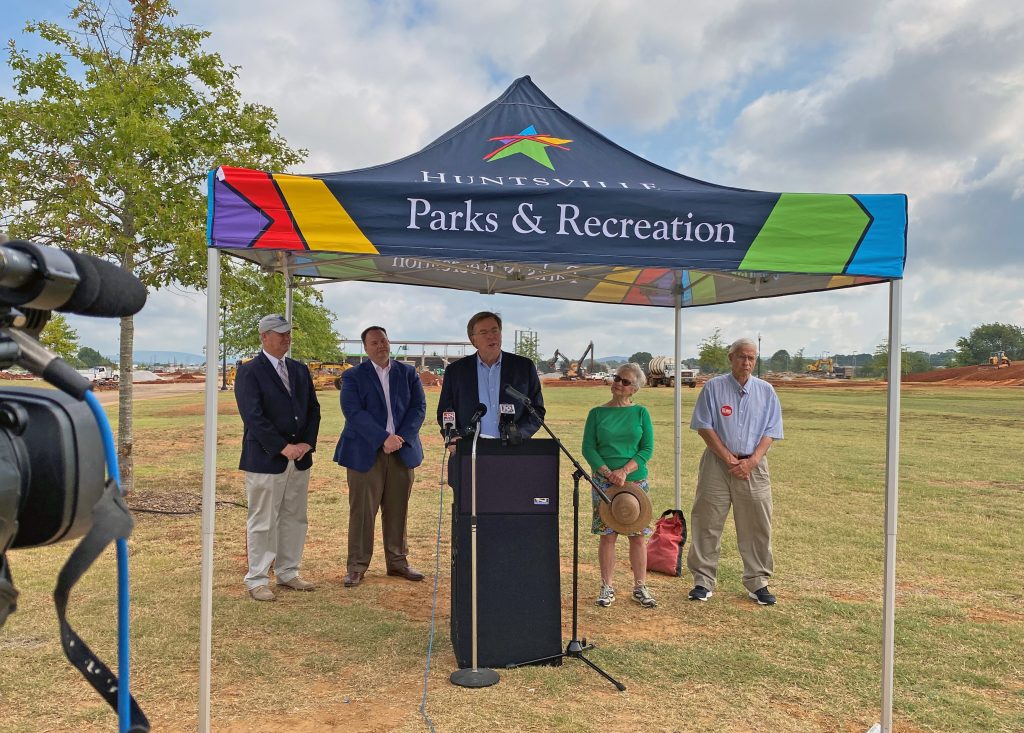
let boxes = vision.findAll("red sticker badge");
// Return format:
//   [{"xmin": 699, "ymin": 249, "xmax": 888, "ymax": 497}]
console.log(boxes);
[{"xmin": 720, "ymin": 405, "xmax": 733, "ymax": 417}]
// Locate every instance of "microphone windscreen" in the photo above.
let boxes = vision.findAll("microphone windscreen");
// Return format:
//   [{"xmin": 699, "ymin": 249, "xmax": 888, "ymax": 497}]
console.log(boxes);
[
  {"xmin": 60, "ymin": 250, "xmax": 102, "ymax": 314},
  {"xmin": 61, "ymin": 252, "xmax": 147, "ymax": 317}
]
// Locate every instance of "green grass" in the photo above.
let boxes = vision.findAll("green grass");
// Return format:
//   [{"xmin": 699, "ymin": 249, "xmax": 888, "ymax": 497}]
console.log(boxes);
[{"xmin": 0, "ymin": 383, "xmax": 1021, "ymax": 732}]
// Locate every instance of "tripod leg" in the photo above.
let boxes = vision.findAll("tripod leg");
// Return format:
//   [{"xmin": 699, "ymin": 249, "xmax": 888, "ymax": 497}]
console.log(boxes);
[{"xmin": 574, "ymin": 653, "xmax": 626, "ymax": 691}]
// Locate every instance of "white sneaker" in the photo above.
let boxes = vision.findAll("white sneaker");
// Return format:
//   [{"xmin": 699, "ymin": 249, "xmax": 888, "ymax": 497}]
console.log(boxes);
[{"xmin": 596, "ymin": 585, "xmax": 615, "ymax": 607}]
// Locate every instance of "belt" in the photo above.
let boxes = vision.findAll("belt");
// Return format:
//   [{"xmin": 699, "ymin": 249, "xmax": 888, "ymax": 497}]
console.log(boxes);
[{"xmin": 735, "ymin": 454, "xmax": 752, "ymax": 460}]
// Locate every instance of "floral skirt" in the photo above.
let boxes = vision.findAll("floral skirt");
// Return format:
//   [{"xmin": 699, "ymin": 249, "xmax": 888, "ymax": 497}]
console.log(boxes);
[{"xmin": 590, "ymin": 476, "xmax": 652, "ymax": 537}]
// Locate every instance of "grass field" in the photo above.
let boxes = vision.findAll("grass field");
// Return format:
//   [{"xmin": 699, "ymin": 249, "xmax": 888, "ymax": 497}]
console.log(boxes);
[{"xmin": 0, "ymin": 382, "xmax": 1021, "ymax": 732}]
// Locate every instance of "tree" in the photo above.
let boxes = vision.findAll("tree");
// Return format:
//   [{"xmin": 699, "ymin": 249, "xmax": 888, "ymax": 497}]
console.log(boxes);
[
  {"xmin": 861, "ymin": 340, "xmax": 929, "ymax": 378},
  {"xmin": 791, "ymin": 347, "xmax": 806, "ymax": 373},
  {"xmin": 768, "ymin": 349, "xmax": 791, "ymax": 373},
  {"xmin": 628, "ymin": 351, "xmax": 653, "ymax": 371},
  {"xmin": 513, "ymin": 331, "xmax": 540, "ymax": 364},
  {"xmin": 955, "ymin": 323, "xmax": 1024, "ymax": 365},
  {"xmin": 0, "ymin": 1, "xmax": 305, "ymax": 491},
  {"xmin": 697, "ymin": 329, "xmax": 728, "ymax": 374},
  {"xmin": 76, "ymin": 345, "xmax": 110, "ymax": 367},
  {"xmin": 221, "ymin": 266, "xmax": 342, "ymax": 361},
  {"xmin": 38, "ymin": 313, "xmax": 80, "ymax": 363}
]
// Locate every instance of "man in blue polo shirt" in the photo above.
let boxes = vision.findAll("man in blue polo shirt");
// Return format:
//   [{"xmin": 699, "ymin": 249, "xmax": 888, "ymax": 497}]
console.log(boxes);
[{"xmin": 687, "ymin": 337, "xmax": 783, "ymax": 605}]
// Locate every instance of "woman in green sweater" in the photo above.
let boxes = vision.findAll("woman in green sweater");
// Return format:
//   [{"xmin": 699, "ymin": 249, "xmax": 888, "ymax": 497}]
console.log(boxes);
[{"xmin": 582, "ymin": 362, "xmax": 656, "ymax": 608}]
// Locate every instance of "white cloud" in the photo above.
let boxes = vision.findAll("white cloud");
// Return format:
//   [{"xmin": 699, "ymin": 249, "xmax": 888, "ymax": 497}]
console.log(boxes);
[{"xmin": 6, "ymin": 0, "xmax": 1023, "ymax": 360}]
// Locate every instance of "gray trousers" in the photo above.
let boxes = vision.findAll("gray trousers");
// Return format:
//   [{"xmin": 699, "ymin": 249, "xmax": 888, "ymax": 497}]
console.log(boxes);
[
  {"xmin": 346, "ymin": 450, "xmax": 414, "ymax": 574},
  {"xmin": 687, "ymin": 449, "xmax": 774, "ymax": 593},
  {"xmin": 244, "ymin": 461, "xmax": 310, "ymax": 589}
]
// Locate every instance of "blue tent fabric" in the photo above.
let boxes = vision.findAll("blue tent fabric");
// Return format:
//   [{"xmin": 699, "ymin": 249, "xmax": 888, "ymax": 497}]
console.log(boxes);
[{"xmin": 207, "ymin": 76, "xmax": 906, "ymax": 305}]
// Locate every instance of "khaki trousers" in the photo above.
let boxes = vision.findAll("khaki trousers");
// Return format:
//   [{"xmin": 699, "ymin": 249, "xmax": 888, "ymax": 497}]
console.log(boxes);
[
  {"xmin": 244, "ymin": 461, "xmax": 310, "ymax": 589},
  {"xmin": 687, "ymin": 448, "xmax": 773, "ymax": 593},
  {"xmin": 346, "ymin": 450, "xmax": 415, "ymax": 574}
]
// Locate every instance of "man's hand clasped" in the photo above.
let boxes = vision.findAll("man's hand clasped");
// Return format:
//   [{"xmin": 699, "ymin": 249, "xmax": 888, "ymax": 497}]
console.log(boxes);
[
  {"xmin": 383, "ymin": 434, "xmax": 405, "ymax": 454},
  {"xmin": 280, "ymin": 442, "xmax": 312, "ymax": 461}
]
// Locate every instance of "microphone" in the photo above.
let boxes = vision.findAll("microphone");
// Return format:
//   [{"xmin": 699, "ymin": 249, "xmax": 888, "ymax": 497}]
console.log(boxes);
[
  {"xmin": 0, "ymin": 241, "xmax": 147, "ymax": 317},
  {"xmin": 503, "ymin": 384, "xmax": 531, "ymax": 406},
  {"xmin": 442, "ymin": 410, "xmax": 456, "ymax": 443},
  {"xmin": 499, "ymin": 403, "xmax": 520, "ymax": 446},
  {"xmin": 461, "ymin": 403, "xmax": 487, "ymax": 436}
]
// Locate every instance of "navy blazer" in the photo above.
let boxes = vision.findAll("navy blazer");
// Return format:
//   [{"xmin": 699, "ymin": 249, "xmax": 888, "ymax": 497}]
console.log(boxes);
[
  {"xmin": 334, "ymin": 359, "xmax": 426, "ymax": 473},
  {"xmin": 234, "ymin": 352, "xmax": 321, "ymax": 474},
  {"xmin": 436, "ymin": 351, "xmax": 545, "ymax": 437}
]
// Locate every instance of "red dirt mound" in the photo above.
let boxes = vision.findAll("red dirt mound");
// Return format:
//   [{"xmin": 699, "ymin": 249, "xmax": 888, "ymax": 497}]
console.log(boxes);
[{"xmin": 903, "ymin": 363, "xmax": 1024, "ymax": 386}]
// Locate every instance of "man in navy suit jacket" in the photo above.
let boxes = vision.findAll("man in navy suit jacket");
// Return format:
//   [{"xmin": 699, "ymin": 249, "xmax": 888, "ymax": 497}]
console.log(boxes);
[
  {"xmin": 234, "ymin": 314, "xmax": 321, "ymax": 601},
  {"xmin": 335, "ymin": 326, "xmax": 426, "ymax": 587},
  {"xmin": 437, "ymin": 311, "xmax": 545, "ymax": 440}
]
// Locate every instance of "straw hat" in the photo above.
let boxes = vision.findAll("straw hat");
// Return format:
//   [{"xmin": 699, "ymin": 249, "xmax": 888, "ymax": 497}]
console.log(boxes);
[{"xmin": 598, "ymin": 482, "xmax": 653, "ymax": 535}]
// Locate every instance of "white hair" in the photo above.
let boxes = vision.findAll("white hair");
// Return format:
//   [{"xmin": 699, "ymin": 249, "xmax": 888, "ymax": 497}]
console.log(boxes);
[
  {"xmin": 728, "ymin": 338, "xmax": 758, "ymax": 356},
  {"xmin": 619, "ymin": 362, "xmax": 647, "ymax": 389}
]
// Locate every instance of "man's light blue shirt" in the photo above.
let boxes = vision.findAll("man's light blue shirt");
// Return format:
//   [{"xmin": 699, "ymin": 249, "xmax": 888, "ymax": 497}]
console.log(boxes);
[
  {"xmin": 690, "ymin": 373, "xmax": 783, "ymax": 456},
  {"xmin": 476, "ymin": 353, "xmax": 502, "ymax": 437}
]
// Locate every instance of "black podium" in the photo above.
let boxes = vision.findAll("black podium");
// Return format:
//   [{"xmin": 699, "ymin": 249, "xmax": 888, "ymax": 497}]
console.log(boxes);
[{"xmin": 450, "ymin": 438, "xmax": 562, "ymax": 669}]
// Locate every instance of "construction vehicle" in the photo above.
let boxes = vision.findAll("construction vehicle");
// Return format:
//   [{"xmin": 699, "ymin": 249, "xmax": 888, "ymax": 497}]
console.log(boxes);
[
  {"xmin": 805, "ymin": 358, "xmax": 834, "ymax": 375},
  {"xmin": 549, "ymin": 342, "xmax": 596, "ymax": 380},
  {"xmin": 833, "ymin": 365, "xmax": 855, "ymax": 379},
  {"xmin": 647, "ymin": 356, "xmax": 698, "ymax": 388},
  {"xmin": 307, "ymin": 360, "xmax": 352, "ymax": 390},
  {"xmin": 987, "ymin": 351, "xmax": 1012, "ymax": 368}
]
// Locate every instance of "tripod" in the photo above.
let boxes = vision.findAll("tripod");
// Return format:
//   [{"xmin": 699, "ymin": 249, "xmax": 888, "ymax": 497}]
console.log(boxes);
[{"xmin": 506, "ymin": 395, "xmax": 625, "ymax": 691}]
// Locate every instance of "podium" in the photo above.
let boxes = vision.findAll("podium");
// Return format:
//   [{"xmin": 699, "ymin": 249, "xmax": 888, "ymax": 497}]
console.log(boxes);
[{"xmin": 450, "ymin": 438, "xmax": 562, "ymax": 668}]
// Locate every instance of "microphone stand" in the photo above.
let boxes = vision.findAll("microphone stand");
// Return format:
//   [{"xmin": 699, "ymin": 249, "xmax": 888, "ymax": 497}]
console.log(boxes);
[
  {"xmin": 506, "ymin": 394, "xmax": 625, "ymax": 691},
  {"xmin": 449, "ymin": 421, "xmax": 500, "ymax": 688}
]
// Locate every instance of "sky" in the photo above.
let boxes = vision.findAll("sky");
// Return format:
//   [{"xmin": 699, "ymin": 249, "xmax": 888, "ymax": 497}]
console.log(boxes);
[{"xmin": 2, "ymin": 0, "xmax": 1023, "ymax": 362}]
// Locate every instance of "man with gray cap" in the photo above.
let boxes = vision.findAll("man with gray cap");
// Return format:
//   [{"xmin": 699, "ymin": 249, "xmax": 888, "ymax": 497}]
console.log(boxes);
[{"xmin": 234, "ymin": 314, "xmax": 321, "ymax": 601}]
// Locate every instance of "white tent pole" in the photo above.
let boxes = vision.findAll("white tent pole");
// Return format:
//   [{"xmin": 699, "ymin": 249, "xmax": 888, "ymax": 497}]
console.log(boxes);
[
  {"xmin": 880, "ymin": 278, "xmax": 903, "ymax": 733},
  {"xmin": 674, "ymin": 274, "xmax": 683, "ymax": 510},
  {"xmin": 283, "ymin": 255, "xmax": 294, "ymax": 359},
  {"xmin": 199, "ymin": 247, "xmax": 221, "ymax": 733}
]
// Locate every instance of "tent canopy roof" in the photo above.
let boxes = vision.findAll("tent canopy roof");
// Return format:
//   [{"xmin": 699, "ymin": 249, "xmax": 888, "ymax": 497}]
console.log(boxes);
[{"xmin": 207, "ymin": 76, "xmax": 906, "ymax": 307}]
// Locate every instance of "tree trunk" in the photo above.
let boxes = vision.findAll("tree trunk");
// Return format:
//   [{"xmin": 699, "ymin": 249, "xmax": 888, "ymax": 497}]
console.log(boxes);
[{"xmin": 118, "ymin": 314, "xmax": 135, "ymax": 494}]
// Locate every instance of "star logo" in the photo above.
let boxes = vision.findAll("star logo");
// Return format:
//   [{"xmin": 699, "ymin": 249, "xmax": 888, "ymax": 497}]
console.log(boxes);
[{"xmin": 484, "ymin": 124, "xmax": 572, "ymax": 170}]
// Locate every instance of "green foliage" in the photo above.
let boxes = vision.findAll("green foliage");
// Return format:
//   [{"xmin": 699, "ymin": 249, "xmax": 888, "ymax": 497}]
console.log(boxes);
[
  {"xmin": 0, "ymin": 0, "xmax": 305, "ymax": 286},
  {"xmin": 513, "ymin": 330, "xmax": 540, "ymax": 363},
  {"xmin": 38, "ymin": 313, "xmax": 80, "ymax": 363},
  {"xmin": 697, "ymin": 328, "xmax": 728, "ymax": 373},
  {"xmin": 955, "ymin": 322, "xmax": 1024, "ymax": 364},
  {"xmin": 76, "ymin": 345, "xmax": 110, "ymax": 367},
  {"xmin": 221, "ymin": 263, "xmax": 342, "ymax": 361},
  {"xmin": 769, "ymin": 348, "xmax": 791, "ymax": 372},
  {"xmin": 628, "ymin": 351, "xmax": 652, "ymax": 370},
  {"xmin": 791, "ymin": 347, "xmax": 806, "ymax": 372},
  {"xmin": 861, "ymin": 340, "xmax": 931, "ymax": 377}
]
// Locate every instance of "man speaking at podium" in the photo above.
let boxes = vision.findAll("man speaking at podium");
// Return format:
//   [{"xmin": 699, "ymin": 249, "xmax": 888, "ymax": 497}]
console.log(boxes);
[{"xmin": 437, "ymin": 311, "xmax": 545, "ymax": 440}]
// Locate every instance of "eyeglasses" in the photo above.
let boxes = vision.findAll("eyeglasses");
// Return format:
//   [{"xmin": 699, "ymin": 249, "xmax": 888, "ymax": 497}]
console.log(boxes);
[{"xmin": 612, "ymin": 375, "xmax": 633, "ymax": 386}]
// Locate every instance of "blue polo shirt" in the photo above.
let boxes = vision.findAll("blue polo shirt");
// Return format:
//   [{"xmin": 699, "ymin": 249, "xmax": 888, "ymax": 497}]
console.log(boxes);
[
  {"xmin": 476, "ymin": 352, "xmax": 502, "ymax": 437},
  {"xmin": 690, "ymin": 373, "xmax": 783, "ymax": 456}
]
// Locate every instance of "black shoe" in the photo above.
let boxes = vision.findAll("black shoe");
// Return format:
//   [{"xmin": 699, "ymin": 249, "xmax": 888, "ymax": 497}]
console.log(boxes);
[
  {"xmin": 748, "ymin": 586, "xmax": 776, "ymax": 605},
  {"xmin": 688, "ymin": 585, "xmax": 712, "ymax": 601}
]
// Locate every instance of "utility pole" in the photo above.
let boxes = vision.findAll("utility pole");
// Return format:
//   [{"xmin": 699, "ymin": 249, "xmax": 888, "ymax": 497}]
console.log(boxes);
[{"xmin": 757, "ymin": 332, "xmax": 762, "ymax": 377}]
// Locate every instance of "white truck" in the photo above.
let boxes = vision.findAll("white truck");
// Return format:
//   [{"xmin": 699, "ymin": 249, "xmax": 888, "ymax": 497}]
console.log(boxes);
[
  {"xmin": 646, "ymin": 356, "xmax": 698, "ymax": 388},
  {"xmin": 76, "ymin": 366, "xmax": 119, "ymax": 383}
]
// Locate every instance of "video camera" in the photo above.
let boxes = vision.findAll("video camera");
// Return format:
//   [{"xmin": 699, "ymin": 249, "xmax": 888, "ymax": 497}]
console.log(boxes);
[{"xmin": 0, "ymin": 239, "xmax": 150, "ymax": 731}]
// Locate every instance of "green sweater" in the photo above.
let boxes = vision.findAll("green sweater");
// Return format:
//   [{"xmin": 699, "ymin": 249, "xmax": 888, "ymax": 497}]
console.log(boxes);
[{"xmin": 582, "ymin": 404, "xmax": 655, "ymax": 481}]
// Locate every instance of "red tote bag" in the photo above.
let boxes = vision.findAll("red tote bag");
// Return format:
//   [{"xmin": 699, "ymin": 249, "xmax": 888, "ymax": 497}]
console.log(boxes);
[{"xmin": 646, "ymin": 509, "xmax": 687, "ymax": 576}]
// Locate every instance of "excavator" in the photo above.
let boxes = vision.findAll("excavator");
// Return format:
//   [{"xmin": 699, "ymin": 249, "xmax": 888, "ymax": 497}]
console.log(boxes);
[
  {"xmin": 805, "ymin": 358, "xmax": 834, "ymax": 375},
  {"xmin": 549, "ymin": 342, "xmax": 595, "ymax": 380},
  {"xmin": 306, "ymin": 360, "xmax": 352, "ymax": 390},
  {"xmin": 987, "ymin": 351, "xmax": 1012, "ymax": 368}
]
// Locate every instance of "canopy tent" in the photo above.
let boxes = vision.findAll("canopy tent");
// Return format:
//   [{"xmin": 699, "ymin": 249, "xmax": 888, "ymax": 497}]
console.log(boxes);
[{"xmin": 202, "ymin": 76, "xmax": 907, "ymax": 733}]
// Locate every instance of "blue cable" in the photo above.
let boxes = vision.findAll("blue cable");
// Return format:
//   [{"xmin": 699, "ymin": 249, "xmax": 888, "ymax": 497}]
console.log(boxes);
[{"xmin": 84, "ymin": 390, "xmax": 131, "ymax": 733}]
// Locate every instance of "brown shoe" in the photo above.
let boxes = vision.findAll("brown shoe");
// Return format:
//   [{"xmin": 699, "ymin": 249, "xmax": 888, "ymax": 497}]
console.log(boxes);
[
  {"xmin": 343, "ymin": 570, "xmax": 364, "ymax": 587},
  {"xmin": 277, "ymin": 576, "xmax": 315, "ymax": 591},
  {"xmin": 386, "ymin": 566, "xmax": 424, "ymax": 582},
  {"xmin": 248, "ymin": 584, "xmax": 276, "ymax": 602}
]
